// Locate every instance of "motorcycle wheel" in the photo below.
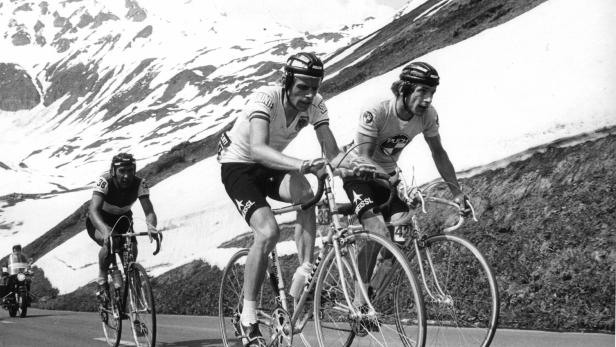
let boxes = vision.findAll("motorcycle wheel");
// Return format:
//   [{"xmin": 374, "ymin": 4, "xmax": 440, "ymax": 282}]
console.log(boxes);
[
  {"xmin": 8, "ymin": 303, "xmax": 17, "ymax": 317},
  {"xmin": 18, "ymin": 292, "xmax": 27, "ymax": 318}
]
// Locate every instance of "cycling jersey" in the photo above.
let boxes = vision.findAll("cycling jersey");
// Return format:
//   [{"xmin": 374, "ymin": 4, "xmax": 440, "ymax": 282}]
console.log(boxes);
[
  {"xmin": 217, "ymin": 85, "xmax": 329, "ymax": 164},
  {"xmin": 92, "ymin": 172, "xmax": 149, "ymax": 215},
  {"xmin": 356, "ymin": 98, "xmax": 439, "ymax": 173}
]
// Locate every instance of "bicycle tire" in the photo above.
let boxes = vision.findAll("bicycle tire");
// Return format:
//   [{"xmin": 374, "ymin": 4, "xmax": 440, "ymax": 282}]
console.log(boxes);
[
  {"xmin": 101, "ymin": 286, "xmax": 122, "ymax": 347},
  {"xmin": 313, "ymin": 231, "xmax": 426, "ymax": 347},
  {"xmin": 127, "ymin": 262, "xmax": 156, "ymax": 347},
  {"xmin": 410, "ymin": 234, "xmax": 499, "ymax": 347},
  {"xmin": 18, "ymin": 291, "xmax": 27, "ymax": 318},
  {"xmin": 218, "ymin": 249, "xmax": 278, "ymax": 347}
]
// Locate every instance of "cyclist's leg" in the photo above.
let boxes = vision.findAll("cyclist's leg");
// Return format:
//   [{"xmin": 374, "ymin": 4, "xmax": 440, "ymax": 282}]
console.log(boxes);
[
  {"xmin": 86, "ymin": 217, "xmax": 112, "ymax": 285},
  {"xmin": 221, "ymin": 163, "xmax": 279, "ymax": 331},
  {"xmin": 244, "ymin": 207, "xmax": 279, "ymax": 309},
  {"xmin": 343, "ymin": 179, "xmax": 390, "ymax": 305},
  {"xmin": 274, "ymin": 171, "xmax": 316, "ymax": 265}
]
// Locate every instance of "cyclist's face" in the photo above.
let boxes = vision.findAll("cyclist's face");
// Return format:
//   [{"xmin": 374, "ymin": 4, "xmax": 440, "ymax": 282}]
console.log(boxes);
[
  {"xmin": 288, "ymin": 75, "xmax": 321, "ymax": 111},
  {"xmin": 114, "ymin": 166, "xmax": 135, "ymax": 188},
  {"xmin": 405, "ymin": 84, "xmax": 436, "ymax": 116}
]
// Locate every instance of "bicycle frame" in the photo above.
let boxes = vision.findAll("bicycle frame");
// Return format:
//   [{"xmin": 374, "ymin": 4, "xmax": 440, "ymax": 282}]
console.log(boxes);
[
  {"xmin": 108, "ymin": 216, "xmax": 161, "ymax": 313},
  {"xmin": 385, "ymin": 180, "xmax": 478, "ymax": 306},
  {"xmin": 263, "ymin": 165, "xmax": 376, "ymax": 338}
]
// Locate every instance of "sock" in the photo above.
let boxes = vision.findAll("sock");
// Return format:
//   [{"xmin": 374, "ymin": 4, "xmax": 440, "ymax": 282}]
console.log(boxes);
[{"xmin": 241, "ymin": 299, "xmax": 257, "ymax": 325}]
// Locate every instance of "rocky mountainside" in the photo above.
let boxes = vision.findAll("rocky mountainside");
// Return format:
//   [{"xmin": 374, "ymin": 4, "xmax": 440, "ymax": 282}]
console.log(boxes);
[{"xmin": 37, "ymin": 128, "xmax": 616, "ymax": 332}]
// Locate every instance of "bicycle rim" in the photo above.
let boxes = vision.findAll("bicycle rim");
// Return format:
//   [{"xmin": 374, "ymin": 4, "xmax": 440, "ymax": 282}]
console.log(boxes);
[
  {"xmin": 101, "ymin": 287, "xmax": 122, "ymax": 347},
  {"xmin": 127, "ymin": 263, "xmax": 156, "ymax": 347},
  {"xmin": 314, "ymin": 232, "xmax": 426, "ymax": 347},
  {"xmin": 218, "ymin": 249, "xmax": 278, "ymax": 347},
  {"xmin": 412, "ymin": 234, "xmax": 499, "ymax": 347}
]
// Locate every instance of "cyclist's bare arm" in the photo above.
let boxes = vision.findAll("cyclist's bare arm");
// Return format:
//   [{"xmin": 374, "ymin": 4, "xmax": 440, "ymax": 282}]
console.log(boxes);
[
  {"xmin": 89, "ymin": 192, "xmax": 112, "ymax": 239},
  {"xmin": 249, "ymin": 116, "xmax": 305, "ymax": 171},
  {"xmin": 138, "ymin": 196, "xmax": 157, "ymax": 232},
  {"xmin": 314, "ymin": 124, "xmax": 341, "ymax": 163},
  {"xmin": 355, "ymin": 132, "xmax": 390, "ymax": 174},
  {"xmin": 424, "ymin": 134, "xmax": 464, "ymax": 198}
]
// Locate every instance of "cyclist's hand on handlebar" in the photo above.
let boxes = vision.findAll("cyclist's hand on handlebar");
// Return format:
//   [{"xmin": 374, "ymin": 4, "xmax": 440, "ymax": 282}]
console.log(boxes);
[
  {"xmin": 147, "ymin": 225, "xmax": 160, "ymax": 243},
  {"xmin": 389, "ymin": 167, "xmax": 401, "ymax": 187},
  {"xmin": 453, "ymin": 193, "xmax": 472, "ymax": 217},
  {"xmin": 300, "ymin": 158, "xmax": 327, "ymax": 175},
  {"xmin": 349, "ymin": 156, "xmax": 377, "ymax": 178}
]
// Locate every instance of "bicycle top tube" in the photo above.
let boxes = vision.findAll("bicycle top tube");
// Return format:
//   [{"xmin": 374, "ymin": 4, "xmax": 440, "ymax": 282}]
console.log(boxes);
[
  {"xmin": 270, "ymin": 166, "xmax": 392, "ymax": 217},
  {"xmin": 270, "ymin": 171, "xmax": 327, "ymax": 215}
]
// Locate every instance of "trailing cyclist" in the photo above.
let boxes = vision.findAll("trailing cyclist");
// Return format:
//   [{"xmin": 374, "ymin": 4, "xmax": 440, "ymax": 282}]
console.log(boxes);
[
  {"xmin": 343, "ymin": 61, "xmax": 469, "ymax": 308},
  {"xmin": 86, "ymin": 153, "xmax": 159, "ymax": 307},
  {"xmin": 217, "ymin": 51, "xmax": 374, "ymax": 347}
]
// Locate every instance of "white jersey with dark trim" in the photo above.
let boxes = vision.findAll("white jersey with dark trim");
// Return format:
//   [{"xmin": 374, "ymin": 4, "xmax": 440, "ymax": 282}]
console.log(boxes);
[
  {"xmin": 356, "ymin": 98, "xmax": 439, "ymax": 173},
  {"xmin": 92, "ymin": 172, "xmax": 149, "ymax": 215},
  {"xmin": 218, "ymin": 85, "xmax": 329, "ymax": 164}
]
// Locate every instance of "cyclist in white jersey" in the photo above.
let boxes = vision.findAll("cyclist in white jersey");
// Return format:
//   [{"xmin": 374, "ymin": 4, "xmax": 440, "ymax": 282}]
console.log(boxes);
[
  {"xmin": 218, "ymin": 52, "xmax": 373, "ymax": 347},
  {"xmin": 344, "ymin": 62, "xmax": 468, "ymax": 307}
]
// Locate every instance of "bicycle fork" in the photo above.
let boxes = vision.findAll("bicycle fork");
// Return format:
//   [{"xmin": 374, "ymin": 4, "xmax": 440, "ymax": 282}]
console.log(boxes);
[{"xmin": 412, "ymin": 216, "xmax": 451, "ymax": 305}]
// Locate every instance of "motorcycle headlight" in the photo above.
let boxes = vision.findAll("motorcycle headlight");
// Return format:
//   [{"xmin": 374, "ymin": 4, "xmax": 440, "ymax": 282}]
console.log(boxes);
[{"xmin": 17, "ymin": 273, "xmax": 26, "ymax": 281}]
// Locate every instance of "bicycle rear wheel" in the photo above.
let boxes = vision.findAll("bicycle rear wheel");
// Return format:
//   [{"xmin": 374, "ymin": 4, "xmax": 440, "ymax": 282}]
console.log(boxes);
[
  {"xmin": 101, "ymin": 287, "xmax": 122, "ymax": 347},
  {"xmin": 218, "ymin": 249, "xmax": 279, "ymax": 347},
  {"xmin": 127, "ymin": 263, "xmax": 156, "ymax": 347},
  {"xmin": 411, "ymin": 234, "xmax": 499, "ymax": 347},
  {"xmin": 314, "ymin": 232, "xmax": 426, "ymax": 347}
]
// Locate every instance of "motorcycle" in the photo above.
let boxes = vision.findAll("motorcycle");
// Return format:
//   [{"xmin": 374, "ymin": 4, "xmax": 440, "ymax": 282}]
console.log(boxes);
[{"xmin": 1, "ymin": 263, "xmax": 32, "ymax": 318}]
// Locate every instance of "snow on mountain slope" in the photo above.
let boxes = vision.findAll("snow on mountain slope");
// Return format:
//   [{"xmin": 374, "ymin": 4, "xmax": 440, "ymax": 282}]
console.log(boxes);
[
  {"xmin": 26, "ymin": 0, "xmax": 616, "ymax": 294},
  {"xmin": 0, "ymin": 0, "xmax": 391, "ymax": 197}
]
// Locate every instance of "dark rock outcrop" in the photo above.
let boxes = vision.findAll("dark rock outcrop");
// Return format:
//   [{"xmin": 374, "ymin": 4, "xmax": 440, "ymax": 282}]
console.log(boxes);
[{"xmin": 0, "ymin": 63, "xmax": 40, "ymax": 111}]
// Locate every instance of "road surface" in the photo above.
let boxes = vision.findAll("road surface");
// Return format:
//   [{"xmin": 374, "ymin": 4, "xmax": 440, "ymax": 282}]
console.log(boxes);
[{"xmin": 0, "ymin": 309, "xmax": 612, "ymax": 346}]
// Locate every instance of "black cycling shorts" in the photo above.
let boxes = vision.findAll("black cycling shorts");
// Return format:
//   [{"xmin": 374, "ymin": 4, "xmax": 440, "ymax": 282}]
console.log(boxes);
[
  {"xmin": 343, "ymin": 178, "xmax": 408, "ymax": 220},
  {"xmin": 221, "ymin": 162, "xmax": 288, "ymax": 224},
  {"xmin": 86, "ymin": 210, "xmax": 135, "ymax": 247}
]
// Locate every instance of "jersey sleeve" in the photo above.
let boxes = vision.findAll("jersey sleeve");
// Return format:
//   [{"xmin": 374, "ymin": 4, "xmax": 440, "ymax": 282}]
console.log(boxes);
[
  {"xmin": 246, "ymin": 90, "xmax": 274, "ymax": 122},
  {"xmin": 422, "ymin": 107, "xmax": 440, "ymax": 137},
  {"xmin": 138, "ymin": 178, "xmax": 150, "ymax": 198},
  {"xmin": 310, "ymin": 96, "xmax": 330, "ymax": 129},
  {"xmin": 356, "ymin": 107, "xmax": 379, "ymax": 138},
  {"xmin": 93, "ymin": 176, "xmax": 109, "ymax": 195}
]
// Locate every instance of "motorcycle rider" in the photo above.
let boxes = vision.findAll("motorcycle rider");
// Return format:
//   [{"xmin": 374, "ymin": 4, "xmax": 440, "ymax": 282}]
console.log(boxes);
[{"xmin": 4, "ymin": 244, "xmax": 31, "ymax": 302}]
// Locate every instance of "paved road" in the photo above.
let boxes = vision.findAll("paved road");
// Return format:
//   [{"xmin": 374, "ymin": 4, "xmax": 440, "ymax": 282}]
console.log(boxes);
[{"xmin": 0, "ymin": 308, "xmax": 613, "ymax": 347}]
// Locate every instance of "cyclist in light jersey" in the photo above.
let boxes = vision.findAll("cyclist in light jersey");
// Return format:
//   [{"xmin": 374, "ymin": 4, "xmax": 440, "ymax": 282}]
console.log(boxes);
[
  {"xmin": 218, "ymin": 52, "xmax": 373, "ymax": 347},
  {"xmin": 344, "ymin": 62, "xmax": 468, "ymax": 307}
]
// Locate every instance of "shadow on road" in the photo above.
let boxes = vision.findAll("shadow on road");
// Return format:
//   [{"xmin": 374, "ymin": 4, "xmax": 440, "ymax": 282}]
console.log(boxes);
[{"xmin": 160, "ymin": 338, "xmax": 227, "ymax": 347}]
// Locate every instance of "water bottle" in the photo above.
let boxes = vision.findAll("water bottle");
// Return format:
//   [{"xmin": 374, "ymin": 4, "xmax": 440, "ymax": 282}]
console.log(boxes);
[{"xmin": 111, "ymin": 268, "xmax": 123, "ymax": 289}]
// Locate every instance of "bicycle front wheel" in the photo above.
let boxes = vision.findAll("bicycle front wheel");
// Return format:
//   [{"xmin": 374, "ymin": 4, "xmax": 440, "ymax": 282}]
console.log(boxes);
[
  {"xmin": 412, "ymin": 234, "xmax": 499, "ymax": 347},
  {"xmin": 127, "ymin": 263, "xmax": 156, "ymax": 347},
  {"xmin": 218, "ymin": 249, "xmax": 279, "ymax": 347},
  {"xmin": 314, "ymin": 231, "xmax": 426, "ymax": 347}
]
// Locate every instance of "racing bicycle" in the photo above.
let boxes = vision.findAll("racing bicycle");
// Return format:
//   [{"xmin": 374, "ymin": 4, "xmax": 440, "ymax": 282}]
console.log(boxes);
[
  {"xmin": 218, "ymin": 165, "xmax": 427, "ymax": 347},
  {"xmin": 98, "ymin": 216, "xmax": 162, "ymax": 347},
  {"xmin": 340, "ymin": 176, "xmax": 500, "ymax": 347}
]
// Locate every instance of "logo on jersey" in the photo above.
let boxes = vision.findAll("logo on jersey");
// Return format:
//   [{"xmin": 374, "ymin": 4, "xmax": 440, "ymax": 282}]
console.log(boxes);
[
  {"xmin": 352, "ymin": 191, "xmax": 373, "ymax": 215},
  {"xmin": 253, "ymin": 92, "xmax": 274, "ymax": 109},
  {"xmin": 235, "ymin": 199, "xmax": 256, "ymax": 219},
  {"xmin": 362, "ymin": 112, "xmax": 374, "ymax": 125},
  {"xmin": 295, "ymin": 115, "xmax": 309, "ymax": 131},
  {"xmin": 317, "ymin": 100, "xmax": 327, "ymax": 115},
  {"xmin": 380, "ymin": 134, "xmax": 411, "ymax": 157}
]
